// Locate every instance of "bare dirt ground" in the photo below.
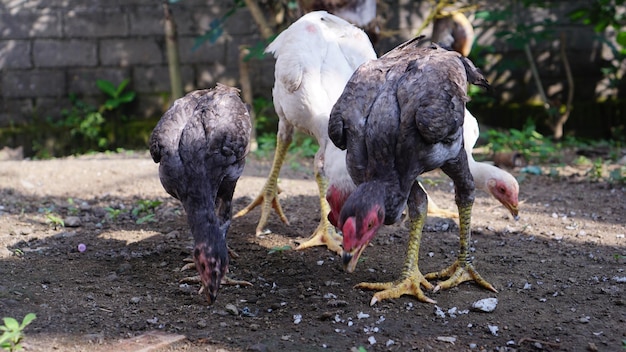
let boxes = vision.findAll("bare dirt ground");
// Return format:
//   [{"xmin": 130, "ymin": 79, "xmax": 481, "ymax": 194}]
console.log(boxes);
[{"xmin": 0, "ymin": 151, "xmax": 624, "ymax": 352}]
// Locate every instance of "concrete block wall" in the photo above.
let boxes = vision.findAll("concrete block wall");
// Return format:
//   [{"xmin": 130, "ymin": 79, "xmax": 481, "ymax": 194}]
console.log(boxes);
[
  {"xmin": 0, "ymin": 0, "xmax": 621, "ymax": 141},
  {"xmin": 0, "ymin": 0, "xmax": 269, "ymax": 127}
]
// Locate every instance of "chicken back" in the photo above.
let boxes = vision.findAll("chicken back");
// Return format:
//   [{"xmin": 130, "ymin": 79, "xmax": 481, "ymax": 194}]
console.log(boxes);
[{"xmin": 149, "ymin": 84, "xmax": 251, "ymax": 304}]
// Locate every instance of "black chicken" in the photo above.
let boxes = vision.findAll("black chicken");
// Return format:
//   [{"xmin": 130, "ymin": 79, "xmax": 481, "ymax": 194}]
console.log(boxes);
[
  {"xmin": 149, "ymin": 84, "xmax": 252, "ymax": 304},
  {"xmin": 328, "ymin": 38, "xmax": 497, "ymax": 305}
]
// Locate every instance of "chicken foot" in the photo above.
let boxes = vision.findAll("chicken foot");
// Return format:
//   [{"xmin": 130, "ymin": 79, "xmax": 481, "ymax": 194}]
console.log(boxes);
[
  {"xmin": 295, "ymin": 172, "xmax": 343, "ymax": 255},
  {"xmin": 355, "ymin": 208, "xmax": 436, "ymax": 305},
  {"xmin": 180, "ymin": 258, "xmax": 252, "ymax": 295},
  {"xmin": 425, "ymin": 204, "xmax": 497, "ymax": 293},
  {"xmin": 234, "ymin": 136, "xmax": 291, "ymax": 235}
]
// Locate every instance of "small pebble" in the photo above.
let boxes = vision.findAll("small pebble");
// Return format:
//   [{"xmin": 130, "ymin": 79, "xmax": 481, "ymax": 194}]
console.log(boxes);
[
  {"xmin": 77, "ymin": 243, "xmax": 87, "ymax": 252},
  {"xmin": 65, "ymin": 216, "xmax": 81, "ymax": 227},
  {"xmin": 357, "ymin": 312, "xmax": 370, "ymax": 319},
  {"xmin": 436, "ymin": 336, "xmax": 456, "ymax": 344},
  {"xmin": 225, "ymin": 303, "xmax": 238, "ymax": 316},
  {"xmin": 488, "ymin": 324, "xmax": 499, "ymax": 336},
  {"xmin": 578, "ymin": 316, "xmax": 590, "ymax": 323},
  {"xmin": 471, "ymin": 298, "xmax": 498, "ymax": 312}
]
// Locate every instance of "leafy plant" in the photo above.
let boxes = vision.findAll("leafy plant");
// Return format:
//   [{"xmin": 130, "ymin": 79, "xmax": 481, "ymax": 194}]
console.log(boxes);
[
  {"xmin": 132, "ymin": 200, "xmax": 162, "ymax": 217},
  {"xmin": 136, "ymin": 214, "xmax": 156, "ymax": 224},
  {"xmin": 66, "ymin": 198, "xmax": 79, "ymax": 216},
  {"xmin": 290, "ymin": 134, "xmax": 318, "ymax": 159},
  {"xmin": 609, "ymin": 166, "xmax": 626, "ymax": 184},
  {"xmin": 45, "ymin": 213, "xmax": 65, "ymax": 230},
  {"xmin": 0, "ymin": 313, "xmax": 36, "ymax": 352},
  {"xmin": 54, "ymin": 94, "xmax": 107, "ymax": 149},
  {"xmin": 484, "ymin": 119, "xmax": 557, "ymax": 162},
  {"xmin": 589, "ymin": 158, "xmax": 605, "ymax": 181},
  {"xmin": 104, "ymin": 207, "xmax": 123, "ymax": 221},
  {"xmin": 132, "ymin": 199, "xmax": 162, "ymax": 224},
  {"xmin": 97, "ymin": 79, "xmax": 136, "ymax": 112},
  {"xmin": 252, "ymin": 97, "xmax": 276, "ymax": 138},
  {"xmin": 40, "ymin": 205, "xmax": 64, "ymax": 229},
  {"xmin": 36, "ymin": 79, "xmax": 136, "ymax": 158}
]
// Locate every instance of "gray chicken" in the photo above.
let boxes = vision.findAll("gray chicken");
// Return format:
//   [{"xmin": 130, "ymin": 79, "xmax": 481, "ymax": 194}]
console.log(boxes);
[
  {"xmin": 149, "ymin": 84, "xmax": 251, "ymax": 304},
  {"xmin": 328, "ymin": 38, "xmax": 496, "ymax": 305}
]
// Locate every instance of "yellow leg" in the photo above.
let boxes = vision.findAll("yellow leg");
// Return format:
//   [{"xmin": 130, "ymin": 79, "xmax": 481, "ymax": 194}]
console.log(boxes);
[
  {"xmin": 425, "ymin": 204, "xmax": 497, "ymax": 293},
  {"xmin": 355, "ymin": 212, "xmax": 435, "ymax": 305},
  {"xmin": 295, "ymin": 172, "xmax": 343, "ymax": 255},
  {"xmin": 234, "ymin": 136, "xmax": 290, "ymax": 235}
]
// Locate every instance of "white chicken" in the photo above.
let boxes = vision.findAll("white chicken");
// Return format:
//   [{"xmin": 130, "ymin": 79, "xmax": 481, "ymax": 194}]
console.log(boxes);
[{"xmin": 234, "ymin": 11, "xmax": 377, "ymax": 254}]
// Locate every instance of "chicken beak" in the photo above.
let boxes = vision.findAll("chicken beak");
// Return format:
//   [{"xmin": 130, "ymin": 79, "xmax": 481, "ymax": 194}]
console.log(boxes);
[
  {"xmin": 207, "ymin": 292, "xmax": 217, "ymax": 305},
  {"xmin": 506, "ymin": 203, "xmax": 520, "ymax": 221},
  {"xmin": 342, "ymin": 244, "xmax": 366, "ymax": 273},
  {"xmin": 203, "ymin": 284, "xmax": 219, "ymax": 305}
]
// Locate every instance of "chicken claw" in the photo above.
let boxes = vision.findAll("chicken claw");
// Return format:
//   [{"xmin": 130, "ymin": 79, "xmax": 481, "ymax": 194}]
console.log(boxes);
[
  {"xmin": 295, "ymin": 222, "xmax": 343, "ymax": 255},
  {"xmin": 180, "ymin": 257, "xmax": 252, "ymax": 293},
  {"xmin": 426, "ymin": 204, "xmax": 497, "ymax": 293},
  {"xmin": 425, "ymin": 260, "xmax": 497, "ymax": 293},
  {"xmin": 179, "ymin": 275, "xmax": 252, "ymax": 295},
  {"xmin": 356, "ymin": 272, "xmax": 436, "ymax": 306}
]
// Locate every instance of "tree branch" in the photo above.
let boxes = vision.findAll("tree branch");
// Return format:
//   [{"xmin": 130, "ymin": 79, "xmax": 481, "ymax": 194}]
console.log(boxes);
[
  {"xmin": 523, "ymin": 43, "xmax": 550, "ymax": 110},
  {"xmin": 242, "ymin": 0, "xmax": 274, "ymax": 40},
  {"xmin": 163, "ymin": 1, "xmax": 183, "ymax": 101}
]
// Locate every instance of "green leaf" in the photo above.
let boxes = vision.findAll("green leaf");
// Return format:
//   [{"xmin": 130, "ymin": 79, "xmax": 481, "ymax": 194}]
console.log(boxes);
[
  {"xmin": 96, "ymin": 79, "xmax": 117, "ymax": 97},
  {"xmin": 594, "ymin": 18, "xmax": 610, "ymax": 33},
  {"xmin": 115, "ymin": 79, "xmax": 130, "ymax": 97},
  {"xmin": 136, "ymin": 214, "xmax": 156, "ymax": 224},
  {"xmin": 616, "ymin": 31, "xmax": 626, "ymax": 46},
  {"xmin": 3, "ymin": 317, "xmax": 19, "ymax": 330},
  {"xmin": 568, "ymin": 9, "xmax": 588, "ymax": 21},
  {"xmin": 117, "ymin": 91, "xmax": 136, "ymax": 104},
  {"xmin": 20, "ymin": 313, "xmax": 36, "ymax": 328},
  {"xmin": 1, "ymin": 342, "xmax": 13, "ymax": 349}
]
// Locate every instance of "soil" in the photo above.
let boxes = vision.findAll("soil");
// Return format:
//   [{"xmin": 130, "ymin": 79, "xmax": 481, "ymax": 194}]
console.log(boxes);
[{"xmin": 0, "ymin": 151, "xmax": 624, "ymax": 352}]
